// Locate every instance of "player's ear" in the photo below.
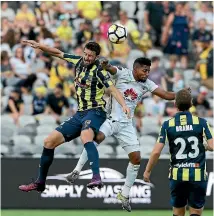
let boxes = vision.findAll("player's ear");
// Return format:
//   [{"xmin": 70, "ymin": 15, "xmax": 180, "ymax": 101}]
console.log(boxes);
[
  {"xmin": 190, "ymin": 99, "xmax": 193, "ymax": 107},
  {"xmin": 174, "ymin": 101, "xmax": 177, "ymax": 109}
]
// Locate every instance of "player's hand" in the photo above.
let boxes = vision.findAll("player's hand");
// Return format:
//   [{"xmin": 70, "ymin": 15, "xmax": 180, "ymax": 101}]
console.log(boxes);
[
  {"xmin": 122, "ymin": 105, "xmax": 131, "ymax": 118},
  {"xmin": 100, "ymin": 59, "xmax": 109, "ymax": 70},
  {"xmin": 143, "ymin": 171, "xmax": 151, "ymax": 183},
  {"xmin": 22, "ymin": 40, "xmax": 40, "ymax": 49}
]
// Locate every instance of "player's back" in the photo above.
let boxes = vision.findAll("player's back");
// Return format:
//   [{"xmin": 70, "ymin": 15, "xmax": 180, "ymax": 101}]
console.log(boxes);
[{"xmin": 163, "ymin": 111, "xmax": 212, "ymax": 182}]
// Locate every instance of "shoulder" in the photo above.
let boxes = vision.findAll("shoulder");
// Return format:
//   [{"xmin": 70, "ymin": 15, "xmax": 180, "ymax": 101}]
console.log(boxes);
[
  {"xmin": 162, "ymin": 120, "xmax": 169, "ymax": 129},
  {"xmin": 198, "ymin": 116, "xmax": 207, "ymax": 126},
  {"xmin": 116, "ymin": 66, "xmax": 131, "ymax": 76},
  {"xmin": 144, "ymin": 78, "xmax": 158, "ymax": 90}
]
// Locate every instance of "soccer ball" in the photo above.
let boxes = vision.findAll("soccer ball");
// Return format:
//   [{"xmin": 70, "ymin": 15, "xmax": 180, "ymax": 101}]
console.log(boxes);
[{"xmin": 107, "ymin": 24, "xmax": 127, "ymax": 44}]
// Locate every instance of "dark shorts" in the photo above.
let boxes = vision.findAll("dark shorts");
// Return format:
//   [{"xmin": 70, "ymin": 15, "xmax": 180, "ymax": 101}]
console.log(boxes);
[
  {"xmin": 56, "ymin": 107, "xmax": 106, "ymax": 142},
  {"xmin": 170, "ymin": 180, "xmax": 207, "ymax": 209}
]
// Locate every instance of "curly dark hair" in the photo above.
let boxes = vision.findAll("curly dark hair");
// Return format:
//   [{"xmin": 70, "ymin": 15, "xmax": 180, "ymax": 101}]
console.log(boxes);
[{"xmin": 84, "ymin": 41, "xmax": 101, "ymax": 56}]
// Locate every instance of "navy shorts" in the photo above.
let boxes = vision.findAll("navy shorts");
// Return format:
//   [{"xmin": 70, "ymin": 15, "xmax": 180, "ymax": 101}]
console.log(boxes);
[
  {"xmin": 170, "ymin": 180, "xmax": 207, "ymax": 209},
  {"xmin": 56, "ymin": 107, "xmax": 106, "ymax": 142}
]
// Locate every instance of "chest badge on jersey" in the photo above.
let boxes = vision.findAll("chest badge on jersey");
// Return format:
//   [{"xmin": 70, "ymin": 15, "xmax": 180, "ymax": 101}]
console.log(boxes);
[{"xmin": 124, "ymin": 88, "xmax": 138, "ymax": 101}]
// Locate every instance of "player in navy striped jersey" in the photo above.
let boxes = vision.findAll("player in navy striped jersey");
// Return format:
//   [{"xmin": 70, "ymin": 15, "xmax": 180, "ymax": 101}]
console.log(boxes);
[
  {"xmin": 143, "ymin": 89, "xmax": 213, "ymax": 216},
  {"xmin": 19, "ymin": 40, "xmax": 130, "ymax": 192}
]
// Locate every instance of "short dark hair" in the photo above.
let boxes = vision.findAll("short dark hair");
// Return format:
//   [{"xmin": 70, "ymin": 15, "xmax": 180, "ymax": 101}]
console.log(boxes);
[
  {"xmin": 84, "ymin": 41, "xmax": 101, "ymax": 56},
  {"xmin": 56, "ymin": 83, "xmax": 63, "ymax": 90},
  {"xmin": 133, "ymin": 57, "xmax": 151, "ymax": 67},
  {"xmin": 151, "ymin": 56, "xmax": 160, "ymax": 62},
  {"xmin": 175, "ymin": 89, "xmax": 192, "ymax": 111}
]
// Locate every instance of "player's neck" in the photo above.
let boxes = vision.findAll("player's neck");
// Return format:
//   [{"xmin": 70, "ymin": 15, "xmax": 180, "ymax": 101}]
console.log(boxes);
[{"xmin": 132, "ymin": 71, "xmax": 138, "ymax": 81}]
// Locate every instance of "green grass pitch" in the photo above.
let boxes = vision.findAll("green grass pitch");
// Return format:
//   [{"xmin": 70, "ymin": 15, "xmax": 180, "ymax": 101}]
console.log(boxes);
[{"xmin": 1, "ymin": 210, "xmax": 213, "ymax": 216}]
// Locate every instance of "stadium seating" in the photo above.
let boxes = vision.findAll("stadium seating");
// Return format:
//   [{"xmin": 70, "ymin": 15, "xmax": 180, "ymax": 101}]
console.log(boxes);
[
  {"xmin": 38, "ymin": 115, "xmax": 56, "ymax": 125},
  {"xmin": 19, "ymin": 115, "xmax": 36, "ymax": 127},
  {"xmin": 36, "ymin": 125, "xmax": 56, "ymax": 135}
]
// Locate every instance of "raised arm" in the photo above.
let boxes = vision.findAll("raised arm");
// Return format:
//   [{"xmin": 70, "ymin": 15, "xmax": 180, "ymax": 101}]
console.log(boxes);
[
  {"xmin": 22, "ymin": 40, "xmax": 64, "ymax": 59},
  {"xmin": 100, "ymin": 59, "xmax": 117, "ymax": 75}
]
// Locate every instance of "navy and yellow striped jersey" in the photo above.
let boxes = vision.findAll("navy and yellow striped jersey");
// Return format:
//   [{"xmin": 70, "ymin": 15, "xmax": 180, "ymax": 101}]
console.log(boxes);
[
  {"xmin": 63, "ymin": 53, "xmax": 113, "ymax": 111},
  {"xmin": 158, "ymin": 111, "xmax": 213, "ymax": 182}
]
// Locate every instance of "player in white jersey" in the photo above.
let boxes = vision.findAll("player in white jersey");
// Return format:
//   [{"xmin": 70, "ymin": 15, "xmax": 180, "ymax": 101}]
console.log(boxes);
[{"xmin": 66, "ymin": 57, "xmax": 176, "ymax": 211}]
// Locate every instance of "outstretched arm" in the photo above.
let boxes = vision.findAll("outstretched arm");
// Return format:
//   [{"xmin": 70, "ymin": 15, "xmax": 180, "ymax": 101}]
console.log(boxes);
[
  {"xmin": 152, "ymin": 87, "xmax": 175, "ymax": 100},
  {"xmin": 153, "ymin": 87, "xmax": 191, "ymax": 100},
  {"xmin": 22, "ymin": 40, "xmax": 64, "ymax": 59},
  {"xmin": 143, "ymin": 142, "xmax": 165, "ymax": 182}
]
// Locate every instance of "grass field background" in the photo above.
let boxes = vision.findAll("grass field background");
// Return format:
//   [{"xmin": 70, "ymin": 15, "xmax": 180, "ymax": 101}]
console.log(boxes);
[{"xmin": 1, "ymin": 210, "xmax": 213, "ymax": 216}]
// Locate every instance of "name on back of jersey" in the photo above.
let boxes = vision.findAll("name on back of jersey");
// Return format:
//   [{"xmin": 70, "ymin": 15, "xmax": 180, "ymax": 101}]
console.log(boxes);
[{"xmin": 176, "ymin": 125, "xmax": 193, "ymax": 132}]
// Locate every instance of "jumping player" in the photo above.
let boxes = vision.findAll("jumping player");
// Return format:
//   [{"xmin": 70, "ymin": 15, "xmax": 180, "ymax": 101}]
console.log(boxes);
[
  {"xmin": 19, "ymin": 40, "xmax": 130, "ymax": 192},
  {"xmin": 144, "ymin": 89, "xmax": 213, "ymax": 216},
  {"xmin": 66, "ymin": 57, "xmax": 177, "ymax": 212}
]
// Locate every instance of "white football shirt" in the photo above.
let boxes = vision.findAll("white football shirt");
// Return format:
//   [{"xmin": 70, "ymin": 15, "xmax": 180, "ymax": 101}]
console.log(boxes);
[{"xmin": 107, "ymin": 66, "xmax": 158, "ymax": 122}]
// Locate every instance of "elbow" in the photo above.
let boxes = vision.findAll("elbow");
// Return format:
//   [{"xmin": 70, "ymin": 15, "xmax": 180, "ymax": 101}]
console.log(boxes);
[{"xmin": 152, "ymin": 151, "xmax": 161, "ymax": 157}]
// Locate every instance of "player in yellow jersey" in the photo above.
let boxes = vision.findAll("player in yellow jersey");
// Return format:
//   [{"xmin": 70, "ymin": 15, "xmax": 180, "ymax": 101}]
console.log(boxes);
[
  {"xmin": 19, "ymin": 40, "xmax": 130, "ymax": 192},
  {"xmin": 144, "ymin": 89, "xmax": 213, "ymax": 216}
]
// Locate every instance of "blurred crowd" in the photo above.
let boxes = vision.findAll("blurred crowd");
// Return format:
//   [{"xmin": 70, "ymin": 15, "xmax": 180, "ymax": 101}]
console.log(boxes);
[{"xmin": 1, "ymin": 1, "xmax": 213, "ymax": 131}]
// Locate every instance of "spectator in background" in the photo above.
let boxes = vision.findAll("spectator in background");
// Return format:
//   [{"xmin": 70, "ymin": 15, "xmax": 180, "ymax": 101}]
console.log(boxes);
[
  {"xmin": 194, "ymin": 2, "xmax": 213, "ymax": 31},
  {"xmin": 55, "ymin": 15, "xmax": 72, "ymax": 52},
  {"xmin": 116, "ymin": 10, "xmax": 138, "ymax": 33},
  {"xmin": 75, "ymin": 20, "xmax": 93, "ymax": 46},
  {"xmin": 192, "ymin": 18, "xmax": 213, "ymax": 55},
  {"xmin": 172, "ymin": 70, "xmax": 184, "ymax": 92},
  {"xmin": 162, "ymin": 2, "xmax": 193, "ymax": 69},
  {"xmin": 44, "ymin": 83, "xmax": 70, "ymax": 123},
  {"xmin": 1, "ymin": 51, "xmax": 15, "ymax": 87},
  {"xmin": 192, "ymin": 86, "xmax": 212, "ymax": 117},
  {"xmin": 99, "ymin": 11, "xmax": 112, "ymax": 41},
  {"xmin": 165, "ymin": 55, "xmax": 177, "ymax": 91},
  {"xmin": 10, "ymin": 47, "xmax": 30, "ymax": 80},
  {"xmin": 149, "ymin": 56, "xmax": 167, "ymax": 90},
  {"xmin": 15, "ymin": 3, "xmax": 36, "ymax": 26},
  {"xmin": 93, "ymin": 29, "xmax": 110, "ymax": 58},
  {"xmin": 48, "ymin": 57, "xmax": 71, "ymax": 97},
  {"xmin": 102, "ymin": 1, "xmax": 120, "ymax": 22},
  {"xmin": 144, "ymin": 2, "xmax": 165, "ymax": 47},
  {"xmin": 19, "ymin": 21, "xmax": 37, "ymax": 41},
  {"xmin": 195, "ymin": 34, "xmax": 213, "ymax": 90},
  {"xmin": 110, "ymin": 39, "xmax": 131, "ymax": 65},
  {"xmin": 35, "ymin": 2, "xmax": 55, "ymax": 28},
  {"xmin": 77, "ymin": 1, "xmax": 102, "ymax": 21},
  {"xmin": 1, "ymin": 1, "xmax": 15, "ymax": 21},
  {"xmin": 32, "ymin": 86, "xmax": 47, "ymax": 115},
  {"xmin": 1, "ymin": 28, "xmax": 17, "ymax": 54},
  {"xmin": 144, "ymin": 95, "xmax": 165, "ymax": 125},
  {"xmin": 5, "ymin": 88, "xmax": 24, "ymax": 124}
]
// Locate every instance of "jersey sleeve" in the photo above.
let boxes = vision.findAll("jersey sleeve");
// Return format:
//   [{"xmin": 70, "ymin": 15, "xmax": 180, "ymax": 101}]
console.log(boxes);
[
  {"xmin": 97, "ymin": 69, "xmax": 114, "ymax": 88},
  {"xmin": 202, "ymin": 119, "xmax": 213, "ymax": 140},
  {"xmin": 146, "ymin": 79, "xmax": 158, "ymax": 92},
  {"xmin": 157, "ymin": 121, "xmax": 167, "ymax": 144},
  {"xmin": 110, "ymin": 66, "xmax": 125, "ymax": 80},
  {"xmin": 62, "ymin": 53, "xmax": 81, "ymax": 65}
]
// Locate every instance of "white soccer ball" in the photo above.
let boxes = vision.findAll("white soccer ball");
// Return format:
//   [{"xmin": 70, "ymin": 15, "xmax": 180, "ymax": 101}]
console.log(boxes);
[{"xmin": 107, "ymin": 24, "xmax": 127, "ymax": 44}]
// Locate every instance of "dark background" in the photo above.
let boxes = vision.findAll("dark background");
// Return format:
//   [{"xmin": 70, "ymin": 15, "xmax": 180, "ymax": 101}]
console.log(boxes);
[{"xmin": 2, "ymin": 159, "xmax": 213, "ymax": 209}]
